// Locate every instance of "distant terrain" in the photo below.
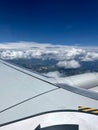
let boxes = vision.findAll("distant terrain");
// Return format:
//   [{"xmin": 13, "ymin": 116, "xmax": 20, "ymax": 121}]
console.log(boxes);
[
  {"xmin": 7, "ymin": 58, "xmax": 98, "ymax": 77},
  {"xmin": 0, "ymin": 42, "xmax": 98, "ymax": 78}
]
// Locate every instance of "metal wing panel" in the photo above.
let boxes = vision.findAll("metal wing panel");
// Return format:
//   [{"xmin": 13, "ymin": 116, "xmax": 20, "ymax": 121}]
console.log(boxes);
[
  {"xmin": 0, "ymin": 59, "xmax": 98, "ymax": 126},
  {"xmin": 0, "ymin": 60, "xmax": 57, "ymax": 111},
  {"xmin": 1, "ymin": 88, "xmax": 98, "ymax": 125}
]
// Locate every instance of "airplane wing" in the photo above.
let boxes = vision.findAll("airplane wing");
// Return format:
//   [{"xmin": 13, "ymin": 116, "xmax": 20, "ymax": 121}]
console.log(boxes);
[{"xmin": 0, "ymin": 59, "xmax": 98, "ymax": 130}]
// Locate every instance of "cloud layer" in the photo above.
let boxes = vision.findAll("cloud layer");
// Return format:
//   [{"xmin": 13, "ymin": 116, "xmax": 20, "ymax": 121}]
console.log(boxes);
[
  {"xmin": 43, "ymin": 71, "xmax": 63, "ymax": 78},
  {"xmin": 57, "ymin": 60, "xmax": 80, "ymax": 69},
  {"xmin": 0, "ymin": 41, "xmax": 98, "ymax": 69}
]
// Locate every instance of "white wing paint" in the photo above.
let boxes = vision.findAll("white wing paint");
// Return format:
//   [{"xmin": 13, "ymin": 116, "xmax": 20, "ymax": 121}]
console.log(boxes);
[{"xmin": 0, "ymin": 59, "xmax": 98, "ymax": 130}]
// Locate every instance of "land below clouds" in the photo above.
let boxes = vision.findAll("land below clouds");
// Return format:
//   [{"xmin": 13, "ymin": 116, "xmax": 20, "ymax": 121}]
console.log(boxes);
[{"xmin": 7, "ymin": 58, "xmax": 98, "ymax": 78}]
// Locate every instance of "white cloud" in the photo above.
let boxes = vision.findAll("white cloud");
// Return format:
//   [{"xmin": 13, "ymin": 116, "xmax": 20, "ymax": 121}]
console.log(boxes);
[
  {"xmin": 81, "ymin": 52, "xmax": 98, "ymax": 61},
  {"xmin": 43, "ymin": 71, "xmax": 63, "ymax": 78},
  {"xmin": 0, "ymin": 41, "xmax": 98, "ymax": 65},
  {"xmin": 0, "ymin": 41, "xmax": 52, "ymax": 49},
  {"xmin": 57, "ymin": 60, "xmax": 80, "ymax": 69},
  {"xmin": 65, "ymin": 48, "xmax": 85, "ymax": 60}
]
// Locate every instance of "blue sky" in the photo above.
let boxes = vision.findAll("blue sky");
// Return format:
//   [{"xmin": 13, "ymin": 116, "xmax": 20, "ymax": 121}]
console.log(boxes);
[{"xmin": 0, "ymin": 0, "xmax": 98, "ymax": 46}]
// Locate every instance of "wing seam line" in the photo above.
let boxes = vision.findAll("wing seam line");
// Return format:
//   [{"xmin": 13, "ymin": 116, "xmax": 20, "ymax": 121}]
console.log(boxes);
[
  {"xmin": 0, "ymin": 88, "xmax": 59, "ymax": 114},
  {"xmin": 1, "ymin": 60, "xmax": 59, "ymax": 88}
]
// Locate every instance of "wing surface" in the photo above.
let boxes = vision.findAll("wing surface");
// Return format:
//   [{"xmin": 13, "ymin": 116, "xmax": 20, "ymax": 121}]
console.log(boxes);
[{"xmin": 0, "ymin": 59, "xmax": 98, "ymax": 126}]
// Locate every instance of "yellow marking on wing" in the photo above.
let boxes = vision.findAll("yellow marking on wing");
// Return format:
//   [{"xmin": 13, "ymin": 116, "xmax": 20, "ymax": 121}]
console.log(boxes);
[
  {"xmin": 92, "ymin": 110, "xmax": 98, "ymax": 114},
  {"xmin": 82, "ymin": 108, "xmax": 96, "ymax": 112},
  {"xmin": 78, "ymin": 106, "xmax": 98, "ymax": 115}
]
